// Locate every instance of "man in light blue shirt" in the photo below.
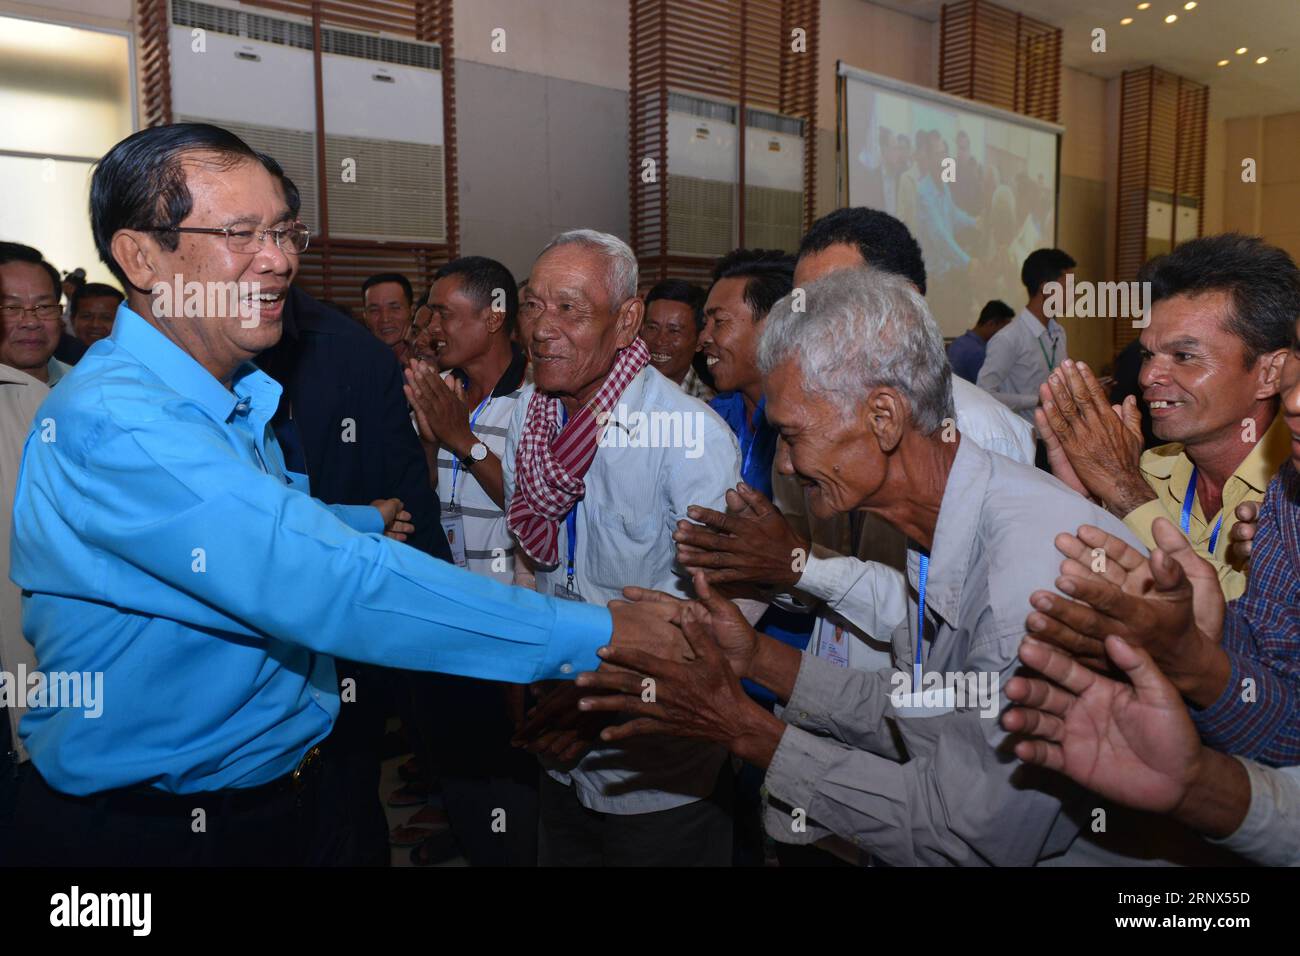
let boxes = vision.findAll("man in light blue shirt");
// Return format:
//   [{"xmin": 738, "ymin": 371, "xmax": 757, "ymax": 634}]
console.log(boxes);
[{"xmin": 8, "ymin": 124, "xmax": 680, "ymax": 867}]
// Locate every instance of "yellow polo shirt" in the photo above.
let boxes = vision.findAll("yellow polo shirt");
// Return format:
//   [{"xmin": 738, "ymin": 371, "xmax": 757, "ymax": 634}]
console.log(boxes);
[{"xmin": 1122, "ymin": 413, "xmax": 1290, "ymax": 599}]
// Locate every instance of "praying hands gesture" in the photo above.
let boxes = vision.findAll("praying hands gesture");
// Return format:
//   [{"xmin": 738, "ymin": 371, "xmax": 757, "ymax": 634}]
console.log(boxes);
[
  {"xmin": 1004, "ymin": 635, "xmax": 1249, "ymax": 839},
  {"xmin": 1035, "ymin": 359, "xmax": 1153, "ymax": 517},
  {"xmin": 404, "ymin": 359, "xmax": 475, "ymax": 456},
  {"xmin": 1024, "ymin": 517, "xmax": 1230, "ymax": 707}
]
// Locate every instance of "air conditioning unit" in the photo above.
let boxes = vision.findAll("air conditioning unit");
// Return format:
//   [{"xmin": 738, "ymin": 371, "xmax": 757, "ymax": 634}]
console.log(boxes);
[
  {"xmin": 167, "ymin": 0, "xmax": 445, "ymax": 243},
  {"xmin": 742, "ymin": 108, "xmax": 805, "ymax": 254},
  {"xmin": 666, "ymin": 92, "xmax": 737, "ymax": 258}
]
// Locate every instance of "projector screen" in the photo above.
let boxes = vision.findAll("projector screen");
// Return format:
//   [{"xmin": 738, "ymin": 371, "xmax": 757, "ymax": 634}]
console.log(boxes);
[{"xmin": 839, "ymin": 63, "xmax": 1062, "ymax": 338}]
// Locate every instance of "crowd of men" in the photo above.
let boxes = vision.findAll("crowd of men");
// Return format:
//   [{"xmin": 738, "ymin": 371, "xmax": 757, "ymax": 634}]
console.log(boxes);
[{"xmin": 0, "ymin": 120, "xmax": 1298, "ymax": 868}]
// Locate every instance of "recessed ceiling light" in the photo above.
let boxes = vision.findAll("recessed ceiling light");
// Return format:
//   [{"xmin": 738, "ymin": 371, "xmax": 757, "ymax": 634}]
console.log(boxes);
[
  {"xmin": 1121, "ymin": 16, "xmax": 1133, "ymax": 24},
  {"xmin": 1256, "ymin": 55, "xmax": 1269, "ymax": 63},
  {"xmin": 1217, "ymin": 59, "xmax": 1229, "ymax": 66},
  {"xmin": 1184, "ymin": 1, "xmax": 1197, "ymax": 9},
  {"xmin": 1236, "ymin": 47, "xmax": 1248, "ymax": 55},
  {"xmin": 1165, "ymin": 13, "xmax": 1177, "ymax": 22},
  {"xmin": 1137, "ymin": 2, "xmax": 1150, "ymax": 8}
]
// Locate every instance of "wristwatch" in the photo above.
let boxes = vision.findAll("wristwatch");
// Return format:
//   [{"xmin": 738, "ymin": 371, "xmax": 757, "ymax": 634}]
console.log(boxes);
[{"xmin": 460, "ymin": 441, "xmax": 488, "ymax": 469}]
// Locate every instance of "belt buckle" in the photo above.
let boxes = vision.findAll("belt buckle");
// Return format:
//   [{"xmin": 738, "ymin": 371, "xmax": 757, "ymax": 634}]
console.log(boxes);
[{"xmin": 291, "ymin": 745, "xmax": 322, "ymax": 790}]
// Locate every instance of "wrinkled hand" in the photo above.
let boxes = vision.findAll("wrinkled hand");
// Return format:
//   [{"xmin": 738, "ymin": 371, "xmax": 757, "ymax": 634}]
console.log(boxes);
[
  {"xmin": 1037, "ymin": 360, "xmax": 1152, "ymax": 516},
  {"xmin": 1003, "ymin": 635, "xmax": 1205, "ymax": 815},
  {"xmin": 372, "ymin": 498, "xmax": 414, "ymax": 541},
  {"xmin": 673, "ymin": 483, "xmax": 810, "ymax": 590},
  {"xmin": 404, "ymin": 360, "xmax": 474, "ymax": 455},
  {"xmin": 510, "ymin": 680, "xmax": 611, "ymax": 766},
  {"xmin": 1226, "ymin": 500, "xmax": 1259, "ymax": 568},
  {"xmin": 1024, "ymin": 518, "xmax": 1227, "ymax": 705},
  {"xmin": 575, "ymin": 599, "xmax": 785, "ymax": 766},
  {"xmin": 607, "ymin": 597, "xmax": 692, "ymax": 668},
  {"xmin": 621, "ymin": 572, "xmax": 761, "ymax": 679}
]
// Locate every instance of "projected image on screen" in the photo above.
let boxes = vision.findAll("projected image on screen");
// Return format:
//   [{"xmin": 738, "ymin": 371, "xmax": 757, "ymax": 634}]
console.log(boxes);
[{"xmin": 843, "ymin": 68, "xmax": 1059, "ymax": 338}]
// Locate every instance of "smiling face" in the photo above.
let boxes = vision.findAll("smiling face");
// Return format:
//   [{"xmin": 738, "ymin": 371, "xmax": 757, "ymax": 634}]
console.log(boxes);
[
  {"xmin": 0, "ymin": 260, "xmax": 62, "ymax": 377},
  {"xmin": 699, "ymin": 277, "xmax": 765, "ymax": 395},
  {"xmin": 113, "ymin": 152, "xmax": 295, "ymax": 379},
  {"xmin": 363, "ymin": 281, "xmax": 412, "ymax": 347},
  {"xmin": 422, "ymin": 273, "xmax": 495, "ymax": 372},
  {"xmin": 72, "ymin": 294, "xmax": 119, "ymax": 347},
  {"xmin": 640, "ymin": 298, "xmax": 700, "ymax": 384},
  {"xmin": 765, "ymin": 358, "xmax": 886, "ymax": 520},
  {"xmin": 1138, "ymin": 290, "xmax": 1282, "ymax": 448},
  {"xmin": 520, "ymin": 244, "xmax": 641, "ymax": 403}
]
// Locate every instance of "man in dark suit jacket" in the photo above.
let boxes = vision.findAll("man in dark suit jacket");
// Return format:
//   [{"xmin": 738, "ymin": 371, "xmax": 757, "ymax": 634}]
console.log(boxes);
[{"xmin": 257, "ymin": 285, "xmax": 451, "ymax": 865}]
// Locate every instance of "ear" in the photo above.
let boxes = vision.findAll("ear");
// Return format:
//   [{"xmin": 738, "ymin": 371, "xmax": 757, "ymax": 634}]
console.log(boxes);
[
  {"xmin": 110, "ymin": 230, "xmax": 162, "ymax": 296},
  {"xmin": 863, "ymin": 385, "xmax": 906, "ymax": 454},
  {"xmin": 615, "ymin": 296, "xmax": 644, "ymax": 348},
  {"xmin": 1255, "ymin": 348, "xmax": 1288, "ymax": 400},
  {"xmin": 482, "ymin": 303, "xmax": 505, "ymax": 335}
]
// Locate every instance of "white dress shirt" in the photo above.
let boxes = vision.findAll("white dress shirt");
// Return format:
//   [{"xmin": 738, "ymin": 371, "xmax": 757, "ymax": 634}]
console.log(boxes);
[
  {"xmin": 503, "ymin": 365, "xmax": 741, "ymax": 815},
  {"xmin": 977, "ymin": 307, "xmax": 1067, "ymax": 424}
]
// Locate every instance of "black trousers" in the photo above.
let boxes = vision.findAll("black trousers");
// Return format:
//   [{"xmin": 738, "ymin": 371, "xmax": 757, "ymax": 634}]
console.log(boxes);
[
  {"xmin": 11, "ymin": 753, "xmax": 334, "ymax": 867},
  {"xmin": 424, "ymin": 673, "xmax": 539, "ymax": 866},
  {"xmin": 537, "ymin": 764, "xmax": 733, "ymax": 867}
]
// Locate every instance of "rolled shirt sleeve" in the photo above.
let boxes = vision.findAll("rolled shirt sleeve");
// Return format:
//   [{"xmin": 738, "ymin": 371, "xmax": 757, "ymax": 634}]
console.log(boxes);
[
  {"xmin": 798, "ymin": 549, "xmax": 909, "ymax": 641},
  {"xmin": 1206, "ymin": 759, "xmax": 1300, "ymax": 866}
]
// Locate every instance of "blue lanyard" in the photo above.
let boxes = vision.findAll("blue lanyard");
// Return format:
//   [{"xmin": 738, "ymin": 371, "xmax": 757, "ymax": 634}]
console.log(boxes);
[
  {"xmin": 448, "ymin": 394, "xmax": 491, "ymax": 506},
  {"xmin": 913, "ymin": 552, "xmax": 929, "ymax": 693},
  {"xmin": 1181, "ymin": 467, "xmax": 1224, "ymax": 553},
  {"xmin": 561, "ymin": 404, "xmax": 578, "ymax": 590}
]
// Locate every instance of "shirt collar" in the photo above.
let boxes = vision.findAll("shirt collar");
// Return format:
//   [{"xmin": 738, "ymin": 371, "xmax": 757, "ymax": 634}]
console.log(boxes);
[
  {"xmin": 108, "ymin": 303, "xmax": 280, "ymax": 424},
  {"xmin": 1016, "ymin": 307, "xmax": 1059, "ymax": 339},
  {"xmin": 911, "ymin": 437, "xmax": 990, "ymax": 628},
  {"xmin": 1142, "ymin": 412, "xmax": 1292, "ymax": 501},
  {"xmin": 452, "ymin": 343, "xmax": 528, "ymax": 398}
]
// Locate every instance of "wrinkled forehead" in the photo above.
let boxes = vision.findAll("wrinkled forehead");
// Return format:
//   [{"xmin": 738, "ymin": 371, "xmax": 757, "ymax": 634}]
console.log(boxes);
[{"xmin": 528, "ymin": 245, "xmax": 614, "ymax": 307}]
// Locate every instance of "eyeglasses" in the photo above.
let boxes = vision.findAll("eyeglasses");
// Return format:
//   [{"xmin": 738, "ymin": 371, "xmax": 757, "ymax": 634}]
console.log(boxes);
[
  {"xmin": 0, "ymin": 304, "xmax": 62, "ymax": 323},
  {"xmin": 142, "ymin": 221, "xmax": 311, "ymax": 255}
]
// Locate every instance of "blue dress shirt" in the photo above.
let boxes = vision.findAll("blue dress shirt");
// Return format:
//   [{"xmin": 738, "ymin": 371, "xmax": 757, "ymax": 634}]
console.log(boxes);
[
  {"xmin": 947, "ymin": 330, "xmax": 987, "ymax": 383},
  {"xmin": 11, "ymin": 304, "xmax": 609, "ymax": 795},
  {"xmin": 708, "ymin": 391, "xmax": 776, "ymax": 499}
]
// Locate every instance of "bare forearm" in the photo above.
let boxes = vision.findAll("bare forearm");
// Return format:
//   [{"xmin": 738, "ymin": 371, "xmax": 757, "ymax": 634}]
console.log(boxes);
[
  {"xmin": 466, "ymin": 453, "xmax": 505, "ymax": 510},
  {"xmin": 1100, "ymin": 469, "xmax": 1158, "ymax": 517},
  {"xmin": 1173, "ymin": 747, "xmax": 1251, "ymax": 839},
  {"xmin": 746, "ymin": 634, "xmax": 803, "ymax": 703}
]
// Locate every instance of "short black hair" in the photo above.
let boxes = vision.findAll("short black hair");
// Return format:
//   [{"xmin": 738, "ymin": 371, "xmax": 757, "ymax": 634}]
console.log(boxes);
[
  {"xmin": 362, "ymin": 272, "xmax": 414, "ymax": 306},
  {"xmin": 91, "ymin": 123, "xmax": 292, "ymax": 289},
  {"xmin": 798, "ymin": 207, "xmax": 927, "ymax": 295},
  {"xmin": 977, "ymin": 299, "xmax": 1015, "ymax": 326},
  {"xmin": 432, "ymin": 256, "xmax": 519, "ymax": 334},
  {"xmin": 0, "ymin": 242, "xmax": 62, "ymax": 301},
  {"xmin": 644, "ymin": 278, "xmax": 707, "ymax": 332},
  {"xmin": 711, "ymin": 248, "xmax": 795, "ymax": 321},
  {"xmin": 1021, "ymin": 248, "xmax": 1076, "ymax": 298},
  {"xmin": 1140, "ymin": 233, "xmax": 1300, "ymax": 366},
  {"xmin": 70, "ymin": 282, "xmax": 125, "ymax": 316}
]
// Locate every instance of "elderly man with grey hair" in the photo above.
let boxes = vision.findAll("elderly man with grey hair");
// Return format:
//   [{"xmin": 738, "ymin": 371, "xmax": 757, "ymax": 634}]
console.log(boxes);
[
  {"xmin": 503, "ymin": 229, "xmax": 745, "ymax": 865},
  {"xmin": 577, "ymin": 267, "xmax": 1245, "ymax": 865}
]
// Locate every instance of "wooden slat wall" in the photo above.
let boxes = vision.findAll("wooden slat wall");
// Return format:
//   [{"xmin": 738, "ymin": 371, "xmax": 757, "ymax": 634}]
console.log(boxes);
[
  {"xmin": 629, "ymin": 0, "xmax": 819, "ymax": 284},
  {"xmin": 135, "ymin": 0, "xmax": 457, "ymax": 316},
  {"xmin": 938, "ymin": 0, "xmax": 1060, "ymax": 124},
  {"xmin": 1113, "ymin": 66, "xmax": 1208, "ymax": 351}
]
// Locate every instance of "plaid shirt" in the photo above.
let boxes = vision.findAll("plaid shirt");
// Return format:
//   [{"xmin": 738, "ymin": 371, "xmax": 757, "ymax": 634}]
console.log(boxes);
[{"xmin": 1194, "ymin": 462, "xmax": 1300, "ymax": 764}]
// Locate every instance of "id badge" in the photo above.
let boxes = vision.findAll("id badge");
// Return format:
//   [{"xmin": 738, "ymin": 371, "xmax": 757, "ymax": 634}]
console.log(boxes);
[
  {"xmin": 814, "ymin": 616, "xmax": 851, "ymax": 668},
  {"xmin": 441, "ymin": 505, "xmax": 468, "ymax": 568},
  {"xmin": 553, "ymin": 582, "xmax": 586, "ymax": 603}
]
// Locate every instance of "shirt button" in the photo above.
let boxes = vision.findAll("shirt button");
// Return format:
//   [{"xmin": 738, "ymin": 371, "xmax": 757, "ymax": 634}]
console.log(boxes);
[
  {"xmin": 799, "ymin": 711, "xmax": 809, "ymax": 720},
  {"xmin": 560, "ymin": 663, "xmax": 573, "ymax": 674}
]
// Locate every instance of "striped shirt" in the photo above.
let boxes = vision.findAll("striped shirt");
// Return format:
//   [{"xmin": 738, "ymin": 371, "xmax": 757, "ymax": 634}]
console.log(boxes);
[
  {"xmin": 434, "ymin": 348, "xmax": 528, "ymax": 583},
  {"xmin": 1195, "ymin": 462, "xmax": 1300, "ymax": 765}
]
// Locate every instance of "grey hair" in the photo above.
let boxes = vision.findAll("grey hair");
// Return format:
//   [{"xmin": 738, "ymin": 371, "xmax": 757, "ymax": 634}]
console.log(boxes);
[
  {"xmin": 757, "ymin": 267, "xmax": 955, "ymax": 434},
  {"xmin": 538, "ymin": 228, "xmax": 639, "ymax": 307}
]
